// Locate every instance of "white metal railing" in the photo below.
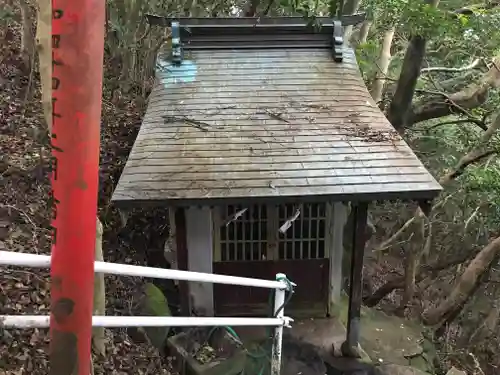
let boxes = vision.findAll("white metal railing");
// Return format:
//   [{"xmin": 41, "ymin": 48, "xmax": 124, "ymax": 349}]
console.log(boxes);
[{"xmin": 0, "ymin": 250, "xmax": 294, "ymax": 375}]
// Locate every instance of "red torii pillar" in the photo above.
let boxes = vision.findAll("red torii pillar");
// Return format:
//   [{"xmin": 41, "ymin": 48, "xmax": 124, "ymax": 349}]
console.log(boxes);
[{"xmin": 49, "ymin": 1, "xmax": 105, "ymax": 374}]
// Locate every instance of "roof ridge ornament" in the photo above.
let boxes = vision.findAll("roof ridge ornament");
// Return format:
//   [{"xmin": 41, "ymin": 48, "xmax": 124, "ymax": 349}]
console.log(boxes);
[
  {"xmin": 171, "ymin": 21, "xmax": 183, "ymax": 66},
  {"xmin": 332, "ymin": 20, "xmax": 344, "ymax": 63}
]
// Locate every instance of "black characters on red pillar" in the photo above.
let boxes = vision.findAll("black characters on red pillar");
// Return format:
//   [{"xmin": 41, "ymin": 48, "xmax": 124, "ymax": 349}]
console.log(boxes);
[
  {"xmin": 49, "ymin": 8, "xmax": 64, "ymax": 248},
  {"xmin": 49, "ymin": 6, "xmax": 82, "ymax": 375}
]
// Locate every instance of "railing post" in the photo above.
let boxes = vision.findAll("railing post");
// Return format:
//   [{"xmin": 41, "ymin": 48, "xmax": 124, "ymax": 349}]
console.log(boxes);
[{"xmin": 271, "ymin": 273, "xmax": 286, "ymax": 375}]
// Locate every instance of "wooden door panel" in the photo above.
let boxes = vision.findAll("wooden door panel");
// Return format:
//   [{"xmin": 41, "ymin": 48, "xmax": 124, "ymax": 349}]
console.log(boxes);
[{"xmin": 213, "ymin": 259, "xmax": 328, "ymax": 317}]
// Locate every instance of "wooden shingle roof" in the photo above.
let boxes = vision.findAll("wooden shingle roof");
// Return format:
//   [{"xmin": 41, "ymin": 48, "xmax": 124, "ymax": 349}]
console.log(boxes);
[{"xmin": 112, "ymin": 18, "xmax": 441, "ymax": 207}]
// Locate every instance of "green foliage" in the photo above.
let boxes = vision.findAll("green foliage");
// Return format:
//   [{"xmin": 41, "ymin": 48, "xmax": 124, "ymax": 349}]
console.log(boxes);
[
  {"xmin": 409, "ymin": 116, "xmax": 500, "ymax": 230},
  {"xmin": 144, "ymin": 282, "xmax": 171, "ymax": 317},
  {"xmin": 0, "ymin": 2, "xmax": 18, "ymax": 29},
  {"xmin": 465, "ymin": 163, "xmax": 500, "ymax": 213},
  {"xmin": 141, "ymin": 282, "xmax": 172, "ymax": 349},
  {"xmin": 355, "ymin": 39, "xmax": 380, "ymax": 80},
  {"xmin": 0, "ymin": 6, "xmax": 16, "ymax": 21},
  {"xmin": 363, "ymin": 0, "xmax": 473, "ymax": 38}
]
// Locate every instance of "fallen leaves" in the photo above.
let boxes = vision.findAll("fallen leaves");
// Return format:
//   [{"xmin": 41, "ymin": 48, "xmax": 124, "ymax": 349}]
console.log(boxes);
[{"xmin": 1, "ymin": 7, "xmax": 174, "ymax": 374}]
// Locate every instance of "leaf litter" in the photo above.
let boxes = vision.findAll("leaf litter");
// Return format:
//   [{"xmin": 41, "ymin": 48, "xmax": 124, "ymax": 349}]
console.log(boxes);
[{"xmin": 0, "ymin": 9, "xmax": 176, "ymax": 375}]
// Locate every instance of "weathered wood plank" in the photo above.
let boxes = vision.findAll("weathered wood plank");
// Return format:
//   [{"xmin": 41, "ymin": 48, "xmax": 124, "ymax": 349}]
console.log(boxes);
[
  {"xmin": 131, "ymin": 136, "xmax": 406, "ymax": 147},
  {"xmin": 148, "ymin": 91, "xmax": 373, "ymax": 103},
  {"xmin": 126, "ymin": 153, "xmax": 416, "ymax": 168},
  {"xmin": 112, "ymin": 47, "xmax": 441, "ymax": 205},
  {"xmin": 118, "ymin": 166, "xmax": 430, "ymax": 183},
  {"xmin": 118, "ymin": 174, "xmax": 436, "ymax": 190},
  {"xmin": 131, "ymin": 142, "xmax": 408, "ymax": 153},
  {"xmin": 122, "ymin": 158, "xmax": 424, "ymax": 173},
  {"xmin": 142, "ymin": 113, "xmax": 384, "ymax": 125},
  {"xmin": 126, "ymin": 150, "xmax": 416, "ymax": 163}
]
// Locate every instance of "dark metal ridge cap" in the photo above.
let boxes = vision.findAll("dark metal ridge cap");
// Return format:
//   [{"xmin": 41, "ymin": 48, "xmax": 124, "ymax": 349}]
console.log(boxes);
[{"xmin": 145, "ymin": 14, "xmax": 366, "ymax": 30}]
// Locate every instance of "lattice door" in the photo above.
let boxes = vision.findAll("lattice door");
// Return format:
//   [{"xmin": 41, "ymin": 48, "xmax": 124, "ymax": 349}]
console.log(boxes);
[
  {"xmin": 214, "ymin": 204, "xmax": 269, "ymax": 262},
  {"xmin": 213, "ymin": 203, "xmax": 329, "ymax": 262},
  {"xmin": 277, "ymin": 203, "xmax": 328, "ymax": 260},
  {"xmin": 212, "ymin": 202, "xmax": 332, "ymax": 316}
]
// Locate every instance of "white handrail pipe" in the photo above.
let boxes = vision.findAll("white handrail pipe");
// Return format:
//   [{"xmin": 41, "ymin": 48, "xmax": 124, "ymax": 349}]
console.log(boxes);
[
  {"xmin": 0, "ymin": 251, "xmax": 294, "ymax": 290},
  {"xmin": 0, "ymin": 315, "xmax": 293, "ymax": 329}
]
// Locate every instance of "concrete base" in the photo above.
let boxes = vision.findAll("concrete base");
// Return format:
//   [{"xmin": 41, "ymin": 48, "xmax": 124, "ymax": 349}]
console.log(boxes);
[
  {"xmin": 233, "ymin": 310, "xmax": 431, "ymax": 375},
  {"xmin": 288, "ymin": 318, "xmax": 347, "ymax": 357},
  {"xmin": 288, "ymin": 318, "xmax": 374, "ymax": 374},
  {"xmin": 234, "ymin": 318, "xmax": 373, "ymax": 374},
  {"xmin": 233, "ymin": 318, "xmax": 348, "ymax": 356}
]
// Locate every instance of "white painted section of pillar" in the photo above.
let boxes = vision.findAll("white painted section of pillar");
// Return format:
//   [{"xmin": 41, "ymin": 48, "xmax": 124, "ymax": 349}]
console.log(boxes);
[
  {"xmin": 329, "ymin": 202, "xmax": 348, "ymax": 311},
  {"xmin": 185, "ymin": 206, "xmax": 214, "ymax": 316}
]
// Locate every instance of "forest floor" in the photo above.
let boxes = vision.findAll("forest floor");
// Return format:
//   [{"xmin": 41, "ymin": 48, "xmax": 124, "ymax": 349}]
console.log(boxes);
[{"xmin": 0, "ymin": 22, "xmax": 175, "ymax": 375}]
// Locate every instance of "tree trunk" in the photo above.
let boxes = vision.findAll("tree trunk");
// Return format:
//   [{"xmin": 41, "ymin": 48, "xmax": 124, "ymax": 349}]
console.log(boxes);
[
  {"xmin": 399, "ymin": 212, "xmax": 425, "ymax": 312},
  {"xmin": 358, "ymin": 20, "xmax": 371, "ymax": 44},
  {"xmin": 36, "ymin": 0, "xmax": 52, "ymax": 133},
  {"xmin": 19, "ymin": 0, "xmax": 33, "ymax": 70},
  {"xmin": 387, "ymin": 35, "xmax": 427, "ymax": 130},
  {"xmin": 342, "ymin": 0, "xmax": 361, "ymax": 42},
  {"xmin": 422, "ymin": 236, "xmax": 500, "ymax": 326},
  {"xmin": 92, "ymin": 219, "xmax": 106, "ymax": 356},
  {"xmin": 363, "ymin": 249, "xmax": 480, "ymax": 307},
  {"xmin": 370, "ymin": 27, "xmax": 395, "ymax": 103},
  {"xmin": 387, "ymin": 0, "xmax": 440, "ymax": 130}
]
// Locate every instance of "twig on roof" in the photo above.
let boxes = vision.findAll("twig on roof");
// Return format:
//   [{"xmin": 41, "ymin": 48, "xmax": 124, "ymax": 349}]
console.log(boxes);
[
  {"xmin": 302, "ymin": 102, "xmax": 337, "ymax": 109},
  {"xmin": 279, "ymin": 207, "xmax": 301, "ymax": 234},
  {"xmin": 163, "ymin": 115, "xmax": 211, "ymax": 132},
  {"xmin": 203, "ymin": 104, "xmax": 238, "ymax": 116},
  {"xmin": 260, "ymin": 108, "xmax": 290, "ymax": 123}
]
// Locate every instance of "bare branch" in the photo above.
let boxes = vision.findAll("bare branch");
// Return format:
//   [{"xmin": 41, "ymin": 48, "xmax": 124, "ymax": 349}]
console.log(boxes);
[
  {"xmin": 479, "ymin": 110, "xmax": 500, "ymax": 142},
  {"xmin": 0, "ymin": 203, "xmax": 38, "ymax": 235},
  {"xmin": 375, "ymin": 215, "xmax": 416, "ymax": 252},
  {"xmin": 422, "ymin": 236, "xmax": 500, "ymax": 326},
  {"xmin": 136, "ymin": 23, "xmax": 151, "ymax": 45},
  {"xmin": 421, "ymin": 58, "xmax": 481, "ymax": 74},
  {"xmin": 464, "ymin": 205, "xmax": 482, "ymax": 231},
  {"xmin": 375, "ymin": 112, "xmax": 500, "ymax": 253},
  {"xmin": 439, "ymin": 149, "xmax": 497, "ymax": 185},
  {"xmin": 364, "ymin": 245, "xmax": 481, "ymax": 307},
  {"xmin": 438, "ymin": 111, "xmax": 500, "ymax": 184},
  {"xmin": 410, "ymin": 54, "xmax": 500, "ymax": 124},
  {"xmin": 417, "ymin": 118, "xmax": 487, "ymax": 132}
]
